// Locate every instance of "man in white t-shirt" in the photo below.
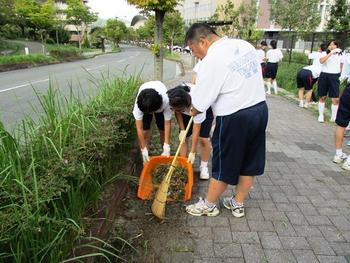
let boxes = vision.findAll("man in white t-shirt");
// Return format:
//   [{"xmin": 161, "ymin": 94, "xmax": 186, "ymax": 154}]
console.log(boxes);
[
  {"xmin": 132, "ymin": 81, "xmax": 172, "ymax": 163},
  {"xmin": 184, "ymin": 23, "xmax": 268, "ymax": 218}
]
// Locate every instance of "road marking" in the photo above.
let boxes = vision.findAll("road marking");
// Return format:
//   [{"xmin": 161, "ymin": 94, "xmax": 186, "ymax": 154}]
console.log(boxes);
[
  {"xmin": 0, "ymin": 78, "xmax": 49, "ymax": 93},
  {"xmin": 85, "ymin": 65, "xmax": 105, "ymax": 71},
  {"xmin": 118, "ymin": 59, "xmax": 126, "ymax": 63}
]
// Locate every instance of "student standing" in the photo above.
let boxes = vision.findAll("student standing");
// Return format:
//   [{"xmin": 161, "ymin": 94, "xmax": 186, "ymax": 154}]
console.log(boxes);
[
  {"xmin": 184, "ymin": 23, "xmax": 267, "ymax": 218},
  {"xmin": 333, "ymin": 52, "xmax": 350, "ymax": 169},
  {"xmin": 317, "ymin": 40, "xmax": 343, "ymax": 123},
  {"xmin": 265, "ymin": 40, "xmax": 283, "ymax": 95},
  {"xmin": 133, "ymin": 81, "xmax": 172, "ymax": 163},
  {"xmin": 297, "ymin": 44, "xmax": 327, "ymax": 108},
  {"xmin": 257, "ymin": 41, "xmax": 268, "ymax": 79}
]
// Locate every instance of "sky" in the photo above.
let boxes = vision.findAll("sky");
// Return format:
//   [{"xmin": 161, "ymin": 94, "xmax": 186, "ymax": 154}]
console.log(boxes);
[{"xmin": 87, "ymin": 0, "xmax": 140, "ymax": 22}]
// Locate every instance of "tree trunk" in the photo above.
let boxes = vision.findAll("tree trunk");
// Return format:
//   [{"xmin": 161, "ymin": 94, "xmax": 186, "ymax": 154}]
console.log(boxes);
[
  {"xmin": 154, "ymin": 9, "xmax": 165, "ymax": 81},
  {"xmin": 56, "ymin": 29, "xmax": 59, "ymax": 45},
  {"xmin": 288, "ymin": 29, "xmax": 295, "ymax": 64}
]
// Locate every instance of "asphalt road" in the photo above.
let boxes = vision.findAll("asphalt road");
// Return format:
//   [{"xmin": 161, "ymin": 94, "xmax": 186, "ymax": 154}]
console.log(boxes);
[{"xmin": 0, "ymin": 45, "xmax": 181, "ymax": 130}]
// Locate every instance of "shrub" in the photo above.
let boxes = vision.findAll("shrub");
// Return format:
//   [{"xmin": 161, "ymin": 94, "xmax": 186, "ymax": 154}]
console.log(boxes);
[
  {"xmin": 47, "ymin": 44, "xmax": 82, "ymax": 59},
  {"xmin": 282, "ymin": 51, "xmax": 309, "ymax": 64},
  {"xmin": 0, "ymin": 54, "xmax": 55, "ymax": 65}
]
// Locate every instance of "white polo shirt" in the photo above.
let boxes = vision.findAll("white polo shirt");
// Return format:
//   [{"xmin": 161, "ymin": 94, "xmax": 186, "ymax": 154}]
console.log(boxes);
[
  {"xmin": 303, "ymin": 65, "xmax": 320, "ymax": 79},
  {"xmin": 193, "ymin": 60, "xmax": 202, "ymax": 73},
  {"xmin": 308, "ymin": 51, "xmax": 326, "ymax": 67},
  {"xmin": 133, "ymin": 81, "xmax": 172, "ymax": 121},
  {"xmin": 321, "ymin": 52, "xmax": 343, "ymax": 74},
  {"xmin": 256, "ymin": 49, "xmax": 266, "ymax": 64},
  {"xmin": 266, "ymin": 49, "xmax": 283, "ymax": 63},
  {"xmin": 341, "ymin": 54, "xmax": 350, "ymax": 83},
  {"xmin": 192, "ymin": 37, "xmax": 266, "ymax": 117}
]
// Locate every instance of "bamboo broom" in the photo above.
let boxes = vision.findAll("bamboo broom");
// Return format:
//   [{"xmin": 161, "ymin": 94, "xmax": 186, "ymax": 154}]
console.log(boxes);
[{"xmin": 151, "ymin": 116, "xmax": 194, "ymax": 219}]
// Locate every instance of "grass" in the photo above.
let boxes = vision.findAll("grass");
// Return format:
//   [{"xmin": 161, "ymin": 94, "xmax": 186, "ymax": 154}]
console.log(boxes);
[
  {"xmin": 164, "ymin": 50, "xmax": 182, "ymax": 62},
  {"xmin": 0, "ymin": 39, "xmax": 24, "ymax": 55},
  {"xmin": 0, "ymin": 73, "xmax": 141, "ymax": 262},
  {"xmin": 0, "ymin": 54, "xmax": 55, "ymax": 65}
]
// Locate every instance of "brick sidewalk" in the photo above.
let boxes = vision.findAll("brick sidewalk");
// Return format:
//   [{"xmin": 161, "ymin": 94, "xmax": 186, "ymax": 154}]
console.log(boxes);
[{"xmin": 164, "ymin": 55, "xmax": 350, "ymax": 263}]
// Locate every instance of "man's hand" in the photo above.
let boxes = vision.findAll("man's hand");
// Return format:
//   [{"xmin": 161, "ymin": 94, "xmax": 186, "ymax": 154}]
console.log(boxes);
[
  {"xmin": 141, "ymin": 147, "xmax": 150, "ymax": 163},
  {"xmin": 187, "ymin": 152, "xmax": 196, "ymax": 164},
  {"xmin": 178, "ymin": 130, "xmax": 186, "ymax": 142},
  {"xmin": 161, "ymin": 143, "xmax": 171, "ymax": 157}
]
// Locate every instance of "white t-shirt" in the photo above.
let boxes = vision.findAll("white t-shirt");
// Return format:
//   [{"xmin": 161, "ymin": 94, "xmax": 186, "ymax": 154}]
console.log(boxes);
[
  {"xmin": 266, "ymin": 49, "xmax": 283, "ymax": 63},
  {"xmin": 303, "ymin": 65, "xmax": 321, "ymax": 79},
  {"xmin": 308, "ymin": 51, "xmax": 326, "ymax": 67},
  {"xmin": 256, "ymin": 49, "xmax": 266, "ymax": 64},
  {"xmin": 341, "ymin": 54, "xmax": 350, "ymax": 83},
  {"xmin": 193, "ymin": 60, "xmax": 202, "ymax": 73},
  {"xmin": 132, "ymin": 81, "xmax": 172, "ymax": 121},
  {"xmin": 192, "ymin": 37, "xmax": 266, "ymax": 116},
  {"xmin": 321, "ymin": 52, "xmax": 343, "ymax": 74}
]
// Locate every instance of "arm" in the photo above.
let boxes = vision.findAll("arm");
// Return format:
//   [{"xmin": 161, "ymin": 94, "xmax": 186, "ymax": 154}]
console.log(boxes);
[
  {"xmin": 190, "ymin": 123, "xmax": 201, "ymax": 153},
  {"xmin": 135, "ymin": 119, "xmax": 146, "ymax": 149},
  {"xmin": 175, "ymin": 112, "xmax": 185, "ymax": 130},
  {"xmin": 164, "ymin": 120, "xmax": 171, "ymax": 145},
  {"xmin": 320, "ymin": 53, "xmax": 333, "ymax": 64}
]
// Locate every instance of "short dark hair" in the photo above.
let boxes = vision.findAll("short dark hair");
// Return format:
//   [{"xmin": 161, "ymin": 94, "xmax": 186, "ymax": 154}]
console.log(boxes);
[
  {"xmin": 270, "ymin": 40, "xmax": 277, "ymax": 49},
  {"xmin": 167, "ymin": 85, "xmax": 191, "ymax": 109},
  {"xmin": 185, "ymin": 23, "xmax": 218, "ymax": 44},
  {"xmin": 320, "ymin": 43, "xmax": 327, "ymax": 52},
  {"xmin": 260, "ymin": 40, "xmax": 267, "ymax": 46},
  {"xmin": 137, "ymin": 89, "xmax": 162, "ymax": 114},
  {"xmin": 327, "ymin": 39, "xmax": 339, "ymax": 48}
]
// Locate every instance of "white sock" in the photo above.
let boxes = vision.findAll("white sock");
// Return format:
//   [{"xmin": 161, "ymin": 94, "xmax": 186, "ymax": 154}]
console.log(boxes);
[
  {"xmin": 232, "ymin": 198, "xmax": 243, "ymax": 207},
  {"xmin": 336, "ymin": 149, "xmax": 343, "ymax": 156},
  {"xmin": 346, "ymin": 156, "xmax": 350, "ymax": 164},
  {"xmin": 204, "ymin": 198, "xmax": 216, "ymax": 208},
  {"xmin": 331, "ymin": 104, "xmax": 339, "ymax": 120},
  {"xmin": 200, "ymin": 161, "xmax": 208, "ymax": 168},
  {"xmin": 272, "ymin": 80, "xmax": 278, "ymax": 94},
  {"xmin": 318, "ymin": 102, "xmax": 325, "ymax": 116},
  {"xmin": 266, "ymin": 82, "xmax": 271, "ymax": 93}
]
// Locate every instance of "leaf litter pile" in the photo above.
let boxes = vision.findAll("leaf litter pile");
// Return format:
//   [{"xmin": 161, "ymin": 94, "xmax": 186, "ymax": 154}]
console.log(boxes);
[{"xmin": 152, "ymin": 163, "xmax": 188, "ymax": 200}]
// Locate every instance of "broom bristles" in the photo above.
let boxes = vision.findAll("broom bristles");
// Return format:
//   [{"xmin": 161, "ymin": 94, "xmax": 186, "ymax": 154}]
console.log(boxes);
[{"xmin": 151, "ymin": 168, "xmax": 174, "ymax": 219}]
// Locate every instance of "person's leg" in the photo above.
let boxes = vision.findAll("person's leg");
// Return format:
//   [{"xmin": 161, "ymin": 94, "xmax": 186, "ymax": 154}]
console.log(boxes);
[
  {"xmin": 298, "ymin": 88, "xmax": 305, "ymax": 107},
  {"xmin": 154, "ymin": 112, "xmax": 165, "ymax": 146},
  {"xmin": 143, "ymin": 130, "xmax": 151, "ymax": 148},
  {"xmin": 305, "ymin": 89, "xmax": 313, "ymax": 107},
  {"xmin": 331, "ymin": 98, "xmax": 340, "ymax": 122},
  {"xmin": 318, "ymin": 96, "xmax": 327, "ymax": 122},
  {"xmin": 199, "ymin": 137, "xmax": 211, "ymax": 179},
  {"xmin": 272, "ymin": 79, "xmax": 278, "ymax": 94},
  {"xmin": 235, "ymin": 175, "xmax": 254, "ymax": 203},
  {"xmin": 206, "ymin": 178, "xmax": 228, "ymax": 203},
  {"xmin": 334, "ymin": 125, "xmax": 347, "ymax": 163},
  {"xmin": 266, "ymin": 78, "xmax": 272, "ymax": 94},
  {"xmin": 180, "ymin": 139, "xmax": 189, "ymax": 157}
]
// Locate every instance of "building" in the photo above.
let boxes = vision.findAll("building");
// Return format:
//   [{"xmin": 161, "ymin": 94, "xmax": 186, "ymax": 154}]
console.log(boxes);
[
  {"xmin": 130, "ymin": 15, "xmax": 147, "ymax": 29},
  {"xmin": 54, "ymin": 0, "xmax": 89, "ymax": 42},
  {"xmin": 177, "ymin": 0, "xmax": 218, "ymax": 24}
]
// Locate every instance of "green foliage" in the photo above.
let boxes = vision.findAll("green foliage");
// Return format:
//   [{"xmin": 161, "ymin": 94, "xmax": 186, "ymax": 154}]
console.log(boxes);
[
  {"xmin": 282, "ymin": 51, "xmax": 309, "ymax": 64},
  {"xmin": 0, "ymin": 75, "xmax": 141, "ymax": 262},
  {"xmin": 46, "ymin": 44, "xmax": 83, "ymax": 59},
  {"xmin": 136, "ymin": 16, "xmax": 154, "ymax": 41},
  {"xmin": 163, "ymin": 11, "xmax": 185, "ymax": 46},
  {"xmin": 105, "ymin": 19, "xmax": 127, "ymax": 48},
  {"xmin": 269, "ymin": 0, "xmax": 320, "ymax": 32},
  {"xmin": 327, "ymin": 0, "xmax": 350, "ymax": 32},
  {"xmin": 276, "ymin": 61, "xmax": 304, "ymax": 94},
  {"xmin": 0, "ymin": 53, "xmax": 54, "ymax": 65},
  {"xmin": 127, "ymin": 0, "xmax": 178, "ymax": 12},
  {"xmin": 0, "ymin": 0, "xmax": 15, "ymax": 27}
]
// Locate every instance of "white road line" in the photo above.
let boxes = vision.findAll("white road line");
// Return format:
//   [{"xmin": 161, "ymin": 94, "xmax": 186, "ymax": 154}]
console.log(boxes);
[
  {"xmin": 85, "ymin": 65, "xmax": 105, "ymax": 71},
  {"xmin": 118, "ymin": 59, "xmax": 126, "ymax": 63},
  {"xmin": 0, "ymin": 78, "xmax": 49, "ymax": 93}
]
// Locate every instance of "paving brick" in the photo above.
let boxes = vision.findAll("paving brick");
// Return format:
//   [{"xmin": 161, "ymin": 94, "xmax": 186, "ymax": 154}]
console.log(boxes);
[
  {"xmin": 328, "ymin": 216, "xmax": 350, "ymax": 231},
  {"xmin": 258, "ymin": 200, "xmax": 278, "ymax": 211},
  {"xmin": 270, "ymin": 192, "xmax": 290, "ymax": 203},
  {"xmin": 292, "ymin": 250, "xmax": 318, "ymax": 263},
  {"xmin": 213, "ymin": 243, "xmax": 242, "ymax": 258},
  {"xmin": 245, "ymin": 207, "xmax": 264, "ymax": 220},
  {"xmin": 329, "ymin": 242, "xmax": 350, "ymax": 256},
  {"xmin": 212, "ymin": 227, "xmax": 232, "ymax": 243},
  {"xmin": 190, "ymin": 227, "xmax": 213, "ymax": 240},
  {"xmin": 286, "ymin": 211, "xmax": 308, "ymax": 225},
  {"xmin": 241, "ymin": 244, "xmax": 265, "ymax": 263},
  {"xmin": 288, "ymin": 196, "xmax": 310, "ymax": 204},
  {"xmin": 259, "ymin": 232, "xmax": 282, "ymax": 249},
  {"xmin": 305, "ymin": 215, "xmax": 333, "ymax": 226},
  {"xmin": 276, "ymin": 202, "xmax": 300, "ymax": 212},
  {"xmin": 247, "ymin": 220, "xmax": 275, "ymax": 232},
  {"xmin": 205, "ymin": 217, "xmax": 230, "ymax": 227},
  {"xmin": 231, "ymin": 231, "xmax": 260, "ymax": 244},
  {"xmin": 279, "ymin": 236, "xmax": 310, "ymax": 249},
  {"xmin": 317, "ymin": 255, "xmax": 348, "ymax": 263},
  {"xmin": 274, "ymin": 221, "xmax": 297, "ymax": 237},
  {"xmin": 194, "ymin": 240, "xmax": 214, "ymax": 258},
  {"xmin": 187, "ymin": 216, "xmax": 206, "ymax": 227},
  {"xmin": 307, "ymin": 237, "xmax": 335, "ymax": 255},
  {"xmin": 318, "ymin": 226, "xmax": 346, "ymax": 242},
  {"xmin": 264, "ymin": 249, "xmax": 296, "ymax": 263},
  {"xmin": 228, "ymin": 217, "xmax": 250, "ymax": 232},
  {"xmin": 293, "ymin": 225, "xmax": 323, "ymax": 237},
  {"xmin": 297, "ymin": 203, "xmax": 319, "ymax": 216},
  {"xmin": 317, "ymin": 207, "xmax": 340, "ymax": 216}
]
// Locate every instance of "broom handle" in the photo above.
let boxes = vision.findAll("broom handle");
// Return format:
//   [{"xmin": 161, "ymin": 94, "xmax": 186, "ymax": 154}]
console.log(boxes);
[{"xmin": 170, "ymin": 116, "xmax": 193, "ymax": 166}]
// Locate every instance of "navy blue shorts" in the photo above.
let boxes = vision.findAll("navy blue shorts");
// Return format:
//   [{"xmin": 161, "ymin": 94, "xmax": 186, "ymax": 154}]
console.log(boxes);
[
  {"xmin": 261, "ymin": 63, "xmax": 267, "ymax": 78},
  {"xmin": 265, "ymin": 62, "xmax": 278, "ymax": 79},
  {"xmin": 297, "ymin": 69, "xmax": 317, "ymax": 90},
  {"xmin": 317, "ymin": 72, "xmax": 340, "ymax": 98},
  {"xmin": 182, "ymin": 107, "xmax": 214, "ymax": 138},
  {"xmin": 212, "ymin": 101, "xmax": 268, "ymax": 185},
  {"xmin": 143, "ymin": 112, "xmax": 164, "ymax": 131},
  {"xmin": 336, "ymin": 84, "xmax": 350, "ymax": 128}
]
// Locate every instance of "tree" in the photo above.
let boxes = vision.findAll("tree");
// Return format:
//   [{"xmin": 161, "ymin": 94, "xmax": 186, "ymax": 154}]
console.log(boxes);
[
  {"xmin": 0, "ymin": 0, "xmax": 15, "ymax": 28},
  {"xmin": 105, "ymin": 19, "xmax": 127, "ymax": 49},
  {"xmin": 327, "ymin": 0, "xmax": 350, "ymax": 47},
  {"xmin": 14, "ymin": 0, "xmax": 39, "ymax": 37},
  {"xmin": 66, "ymin": 0, "xmax": 97, "ymax": 49},
  {"xmin": 163, "ymin": 11, "xmax": 185, "ymax": 51},
  {"xmin": 269, "ymin": 0, "xmax": 320, "ymax": 62},
  {"xmin": 31, "ymin": 0, "xmax": 56, "ymax": 45},
  {"xmin": 127, "ymin": 0, "xmax": 179, "ymax": 81}
]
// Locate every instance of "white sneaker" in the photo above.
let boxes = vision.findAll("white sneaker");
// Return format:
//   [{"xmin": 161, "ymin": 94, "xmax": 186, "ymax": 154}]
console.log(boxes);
[
  {"xmin": 342, "ymin": 162, "xmax": 350, "ymax": 171},
  {"xmin": 266, "ymin": 91, "xmax": 271, "ymax": 95},
  {"xmin": 200, "ymin": 166, "xmax": 210, "ymax": 180},
  {"xmin": 318, "ymin": 115, "xmax": 324, "ymax": 123},
  {"xmin": 304, "ymin": 102, "xmax": 309, "ymax": 108},
  {"xmin": 299, "ymin": 101, "xmax": 304, "ymax": 108},
  {"xmin": 333, "ymin": 153, "xmax": 347, "ymax": 164},
  {"xmin": 222, "ymin": 197, "xmax": 245, "ymax": 218},
  {"xmin": 186, "ymin": 197, "xmax": 219, "ymax": 217}
]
